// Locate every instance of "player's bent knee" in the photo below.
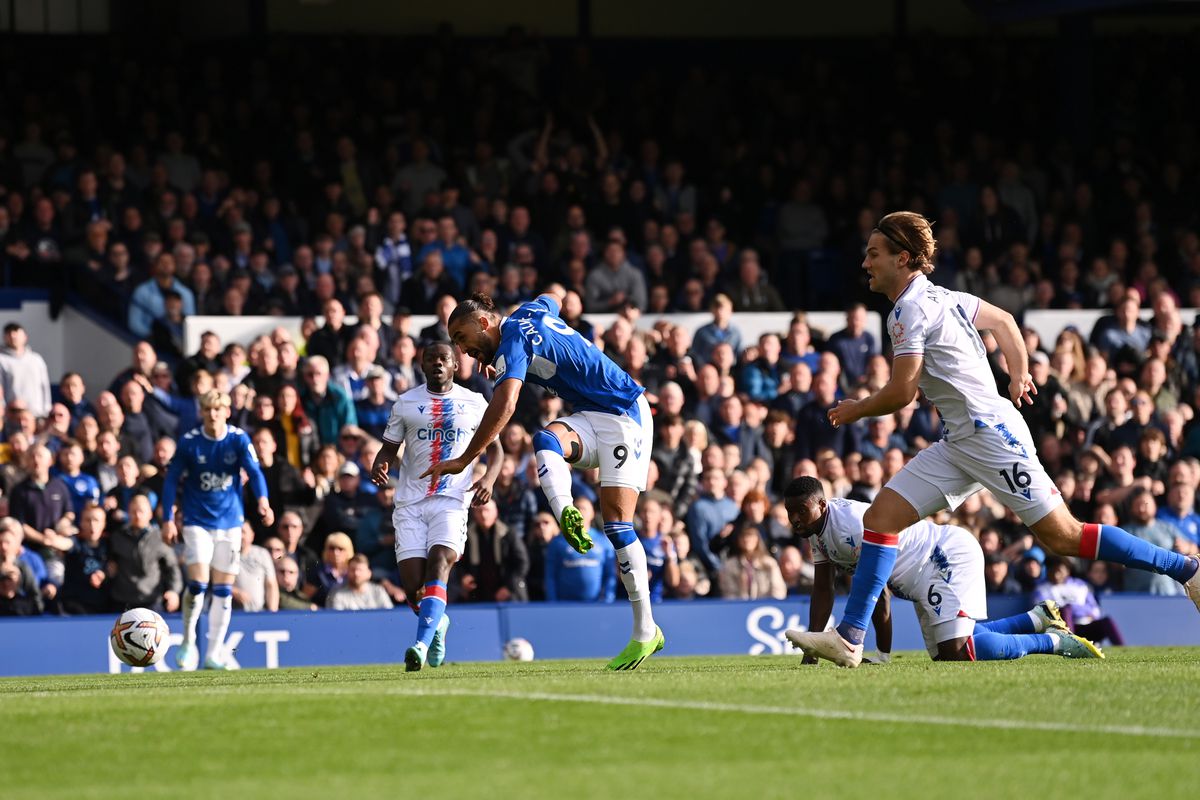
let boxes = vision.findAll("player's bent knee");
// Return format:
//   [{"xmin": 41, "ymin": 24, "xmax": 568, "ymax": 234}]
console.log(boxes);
[
  {"xmin": 210, "ymin": 583, "xmax": 233, "ymax": 598},
  {"xmin": 532, "ymin": 428, "xmax": 563, "ymax": 456}
]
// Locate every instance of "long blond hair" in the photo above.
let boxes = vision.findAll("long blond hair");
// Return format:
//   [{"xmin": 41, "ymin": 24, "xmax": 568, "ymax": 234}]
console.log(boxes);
[{"xmin": 876, "ymin": 211, "xmax": 937, "ymax": 275}]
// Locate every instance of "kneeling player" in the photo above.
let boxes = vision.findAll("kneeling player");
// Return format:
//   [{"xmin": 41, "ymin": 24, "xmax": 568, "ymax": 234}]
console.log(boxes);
[
  {"xmin": 782, "ymin": 477, "xmax": 1102, "ymax": 662},
  {"xmin": 162, "ymin": 390, "xmax": 274, "ymax": 670},
  {"xmin": 370, "ymin": 342, "xmax": 501, "ymax": 671}
]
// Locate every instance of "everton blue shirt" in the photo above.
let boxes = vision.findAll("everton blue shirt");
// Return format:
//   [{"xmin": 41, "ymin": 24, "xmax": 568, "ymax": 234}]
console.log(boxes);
[
  {"xmin": 493, "ymin": 296, "xmax": 643, "ymax": 416},
  {"xmin": 161, "ymin": 425, "xmax": 269, "ymax": 530}
]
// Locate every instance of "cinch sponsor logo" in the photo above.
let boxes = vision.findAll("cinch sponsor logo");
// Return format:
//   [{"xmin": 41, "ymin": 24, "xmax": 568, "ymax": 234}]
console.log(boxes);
[{"xmin": 417, "ymin": 427, "xmax": 469, "ymax": 442}]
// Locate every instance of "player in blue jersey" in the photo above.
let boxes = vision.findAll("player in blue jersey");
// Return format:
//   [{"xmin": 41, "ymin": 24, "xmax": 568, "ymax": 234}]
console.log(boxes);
[
  {"xmin": 424, "ymin": 291, "xmax": 665, "ymax": 669},
  {"xmin": 161, "ymin": 390, "xmax": 274, "ymax": 670}
]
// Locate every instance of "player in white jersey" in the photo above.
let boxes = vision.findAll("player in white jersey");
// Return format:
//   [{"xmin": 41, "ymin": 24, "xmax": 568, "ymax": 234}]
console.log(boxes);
[
  {"xmin": 789, "ymin": 211, "xmax": 1200, "ymax": 669},
  {"xmin": 370, "ymin": 342, "xmax": 502, "ymax": 672},
  {"xmin": 781, "ymin": 478, "xmax": 1102, "ymax": 662}
]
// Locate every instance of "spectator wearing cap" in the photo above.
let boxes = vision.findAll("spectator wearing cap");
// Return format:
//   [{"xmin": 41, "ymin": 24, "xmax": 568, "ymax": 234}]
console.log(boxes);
[
  {"xmin": 0, "ymin": 323, "xmax": 51, "ymax": 418},
  {"xmin": 311, "ymin": 459, "xmax": 373, "ymax": 554},
  {"xmin": 127, "ymin": 252, "xmax": 195, "ymax": 339},
  {"xmin": 267, "ymin": 263, "xmax": 309, "ymax": 316},
  {"xmin": 354, "ymin": 366, "xmax": 394, "ymax": 441},
  {"xmin": 300, "ymin": 355, "xmax": 358, "ymax": 446}
]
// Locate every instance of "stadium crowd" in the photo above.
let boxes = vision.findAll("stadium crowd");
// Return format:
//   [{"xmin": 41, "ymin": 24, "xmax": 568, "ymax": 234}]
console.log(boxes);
[{"xmin": 1, "ymin": 32, "xmax": 1199, "ymax": 639}]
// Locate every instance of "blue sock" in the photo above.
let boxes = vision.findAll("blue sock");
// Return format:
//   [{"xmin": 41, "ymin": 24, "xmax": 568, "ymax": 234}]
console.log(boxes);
[
  {"xmin": 977, "ymin": 612, "xmax": 1037, "ymax": 636},
  {"xmin": 1088, "ymin": 524, "xmax": 1198, "ymax": 583},
  {"xmin": 972, "ymin": 631, "xmax": 1056, "ymax": 660},
  {"xmin": 603, "ymin": 521, "xmax": 638, "ymax": 549},
  {"xmin": 415, "ymin": 581, "xmax": 448, "ymax": 649},
  {"xmin": 836, "ymin": 531, "xmax": 898, "ymax": 645}
]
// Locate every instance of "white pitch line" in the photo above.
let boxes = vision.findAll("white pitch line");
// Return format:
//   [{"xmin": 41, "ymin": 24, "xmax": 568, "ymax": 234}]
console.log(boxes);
[{"xmin": 8, "ymin": 682, "xmax": 1198, "ymax": 740}]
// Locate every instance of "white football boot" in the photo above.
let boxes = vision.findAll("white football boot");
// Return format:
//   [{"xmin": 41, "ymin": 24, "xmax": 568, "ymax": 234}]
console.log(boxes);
[{"xmin": 785, "ymin": 628, "xmax": 864, "ymax": 668}]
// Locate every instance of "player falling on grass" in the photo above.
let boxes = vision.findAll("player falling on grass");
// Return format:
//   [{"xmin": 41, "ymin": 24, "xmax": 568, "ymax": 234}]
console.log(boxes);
[
  {"xmin": 782, "ymin": 478, "xmax": 1102, "ymax": 663},
  {"xmin": 370, "ymin": 342, "xmax": 502, "ymax": 672},
  {"xmin": 423, "ymin": 290, "xmax": 665, "ymax": 670},
  {"xmin": 161, "ymin": 390, "xmax": 274, "ymax": 670},
  {"xmin": 789, "ymin": 211, "xmax": 1200, "ymax": 668}
]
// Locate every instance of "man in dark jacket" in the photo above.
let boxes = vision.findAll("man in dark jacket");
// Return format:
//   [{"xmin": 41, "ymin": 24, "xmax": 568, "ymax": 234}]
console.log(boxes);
[{"xmin": 455, "ymin": 499, "xmax": 528, "ymax": 603}]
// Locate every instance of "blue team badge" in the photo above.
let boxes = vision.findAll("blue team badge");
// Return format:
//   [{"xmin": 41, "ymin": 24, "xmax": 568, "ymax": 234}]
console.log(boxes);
[
  {"xmin": 224, "ymin": 450, "xmax": 237, "ymax": 465},
  {"xmin": 197, "ymin": 455, "xmax": 206, "ymax": 464}
]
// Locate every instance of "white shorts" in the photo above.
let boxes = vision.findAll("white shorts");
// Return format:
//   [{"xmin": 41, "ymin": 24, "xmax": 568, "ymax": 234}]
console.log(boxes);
[
  {"xmin": 886, "ymin": 417, "xmax": 1063, "ymax": 526},
  {"xmin": 558, "ymin": 394, "xmax": 653, "ymax": 491},
  {"xmin": 393, "ymin": 495, "xmax": 469, "ymax": 562},
  {"xmin": 181, "ymin": 525, "xmax": 242, "ymax": 574},
  {"xmin": 894, "ymin": 527, "xmax": 987, "ymax": 658}
]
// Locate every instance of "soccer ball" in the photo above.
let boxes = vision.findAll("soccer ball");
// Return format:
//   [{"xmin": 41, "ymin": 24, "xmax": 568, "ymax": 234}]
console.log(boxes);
[
  {"xmin": 110, "ymin": 608, "xmax": 171, "ymax": 667},
  {"xmin": 503, "ymin": 637, "xmax": 535, "ymax": 662}
]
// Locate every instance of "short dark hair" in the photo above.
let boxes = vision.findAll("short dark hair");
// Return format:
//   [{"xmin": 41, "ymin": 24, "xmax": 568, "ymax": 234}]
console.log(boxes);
[
  {"xmin": 3, "ymin": 323, "xmax": 22, "ymax": 334},
  {"xmin": 783, "ymin": 476, "xmax": 825, "ymax": 503},
  {"xmin": 447, "ymin": 292, "xmax": 497, "ymax": 328}
]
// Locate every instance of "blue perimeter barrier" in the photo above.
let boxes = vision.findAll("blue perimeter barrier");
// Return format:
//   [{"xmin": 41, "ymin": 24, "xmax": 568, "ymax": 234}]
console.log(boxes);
[{"xmin": 1, "ymin": 595, "xmax": 1197, "ymax": 676}]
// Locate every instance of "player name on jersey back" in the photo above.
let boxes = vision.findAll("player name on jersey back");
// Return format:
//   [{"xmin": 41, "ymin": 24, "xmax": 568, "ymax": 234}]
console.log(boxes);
[
  {"xmin": 493, "ymin": 296, "xmax": 644, "ymax": 416},
  {"xmin": 383, "ymin": 384, "xmax": 488, "ymax": 506}
]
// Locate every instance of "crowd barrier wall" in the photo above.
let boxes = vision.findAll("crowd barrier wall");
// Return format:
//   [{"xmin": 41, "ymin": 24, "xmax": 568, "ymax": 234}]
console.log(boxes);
[{"xmin": 1, "ymin": 594, "xmax": 1195, "ymax": 676}]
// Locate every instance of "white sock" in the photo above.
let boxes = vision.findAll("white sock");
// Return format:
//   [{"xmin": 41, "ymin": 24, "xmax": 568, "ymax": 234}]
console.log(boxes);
[
  {"xmin": 1048, "ymin": 630, "xmax": 1064, "ymax": 654},
  {"xmin": 182, "ymin": 584, "xmax": 205, "ymax": 645},
  {"xmin": 615, "ymin": 539, "xmax": 656, "ymax": 641},
  {"xmin": 535, "ymin": 447, "xmax": 574, "ymax": 520},
  {"xmin": 1027, "ymin": 610, "xmax": 1045, "ymax": 633},
  {"xmin": 206, "ymin": 587, "xmax": 233, "ymax": 661}
]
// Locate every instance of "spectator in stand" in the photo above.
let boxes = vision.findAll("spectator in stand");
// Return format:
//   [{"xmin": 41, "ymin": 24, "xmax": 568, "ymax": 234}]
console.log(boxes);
[
  {"xmin": 740, "ymin": 333, "xmax": 784, "ymax": 403},
  {"xmin": 584, "ymin": 238, "xmax": 647, "ymax": 312},
  {"xmin": 9, "ymin": 445, "xmax": 72, "ymax": 553},
  {"xmin": 686, "ymin": 468, "xmax": 740, "ymax": 576},
  {"xmin": 691, "ymin": 294, "xmax": 742, "ymax": 365},
  {"xmin": 825, "ymin": 304, "xmax": 878, "ymax": 387},
  {"xmin": 58, "ymin": 503, "xmax": 109, "ymax": 614},
  {"xmin": 325, "ymin": 553, "xmax": 392, "ymax": 611},
  {"xmin": 456, "ymin": 499, "xmax": 528, "ymax": 603},
  {"xmin": 727, "ymin": 249, "xmax": 785, "ymax": 312},
  {"xmin": 275, "ymin": 556, "xmax": 315, "ymax": 610},
  {"xmin": 300, "ymin": 355, "xmax": 357, "ymax": 446},
  {"xmin": 718, "ymin": 522, "xmax": 787, "ymax": 600},
  {"xmin": 127, "ymin": 252, "xmax": 195, "ymax": 339},
  {"xmin": 248, "ymin": 427, "xmax": 314, "ymax": 543},
  {"xmin": 0, "ymin": 323, "xmax": 51, "ymax": 418},
  {"xmin": 401, "ymin": 250, "xmax": 459, "ymax": 316},
  {"xmin": 303, "ymin": 531, "xmax": 354, "ymax": 607},
  {"xmin": 51, "ymin": 440, "xmax": 101, "ymax": 518},
  {"xmin": 1158, "ymin": 481, "xmax": 1200, "ymax": 547},
  {"xmin": 417, "ymin": 215, "xmax": 475, "ymax": 293},
  {"xmin": 1090, "ymin": 288, "xmax": 1151, "ymax": 357},
  {"xmin": 1121, "ymin": 489, "xmax": 1187, "ymax": 595},
  {"xmin": 984, "ymin": 554, "xmax": 1023, "ymax": 595},
  {"xmin": 307, "ymin": 299, "xmax": 354, "ymax": 368},
  {"xmin": 107, "ymin": 494, "xmax": 181, "ymax": 612},
  {"xmin": 795, "ymin": 371, "xmax": 849, "ymax": 460},
  {"xmin": 544, "ymin": 496, "xmax": 616, "ymax": 603},
  {"xmin": 1034, "ymin": 556, "xmax": 1125, "ymax": 645}
]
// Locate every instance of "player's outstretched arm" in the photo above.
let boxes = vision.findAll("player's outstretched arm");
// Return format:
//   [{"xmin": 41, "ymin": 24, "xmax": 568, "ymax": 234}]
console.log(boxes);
[
  {"xmin": 828, "ymin": 356, "xmax": 922, "ymax": 428},
  {"xmin": 802, "ymin": 563, "xmax": 836, "ymax": 664},
  {"xmin": 421, "ymin": 378, "xmax": 522, "ymax": 481},
  {"xmin": 471, "ymin": 438, "xmax": 505, "ymax": 505},
  {"xmin": 974, "ymin": 300, "xmax": 1036, "ymax": 407},
  {"xmin": 371, "ymin": 440, "xmax": 400, "ymax": 487}
]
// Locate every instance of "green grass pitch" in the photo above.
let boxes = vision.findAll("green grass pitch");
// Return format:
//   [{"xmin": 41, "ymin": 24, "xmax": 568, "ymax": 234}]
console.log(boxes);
[{"xmin": 3, "ymin": 649, "xmax": 1197, "ymax": 800}]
